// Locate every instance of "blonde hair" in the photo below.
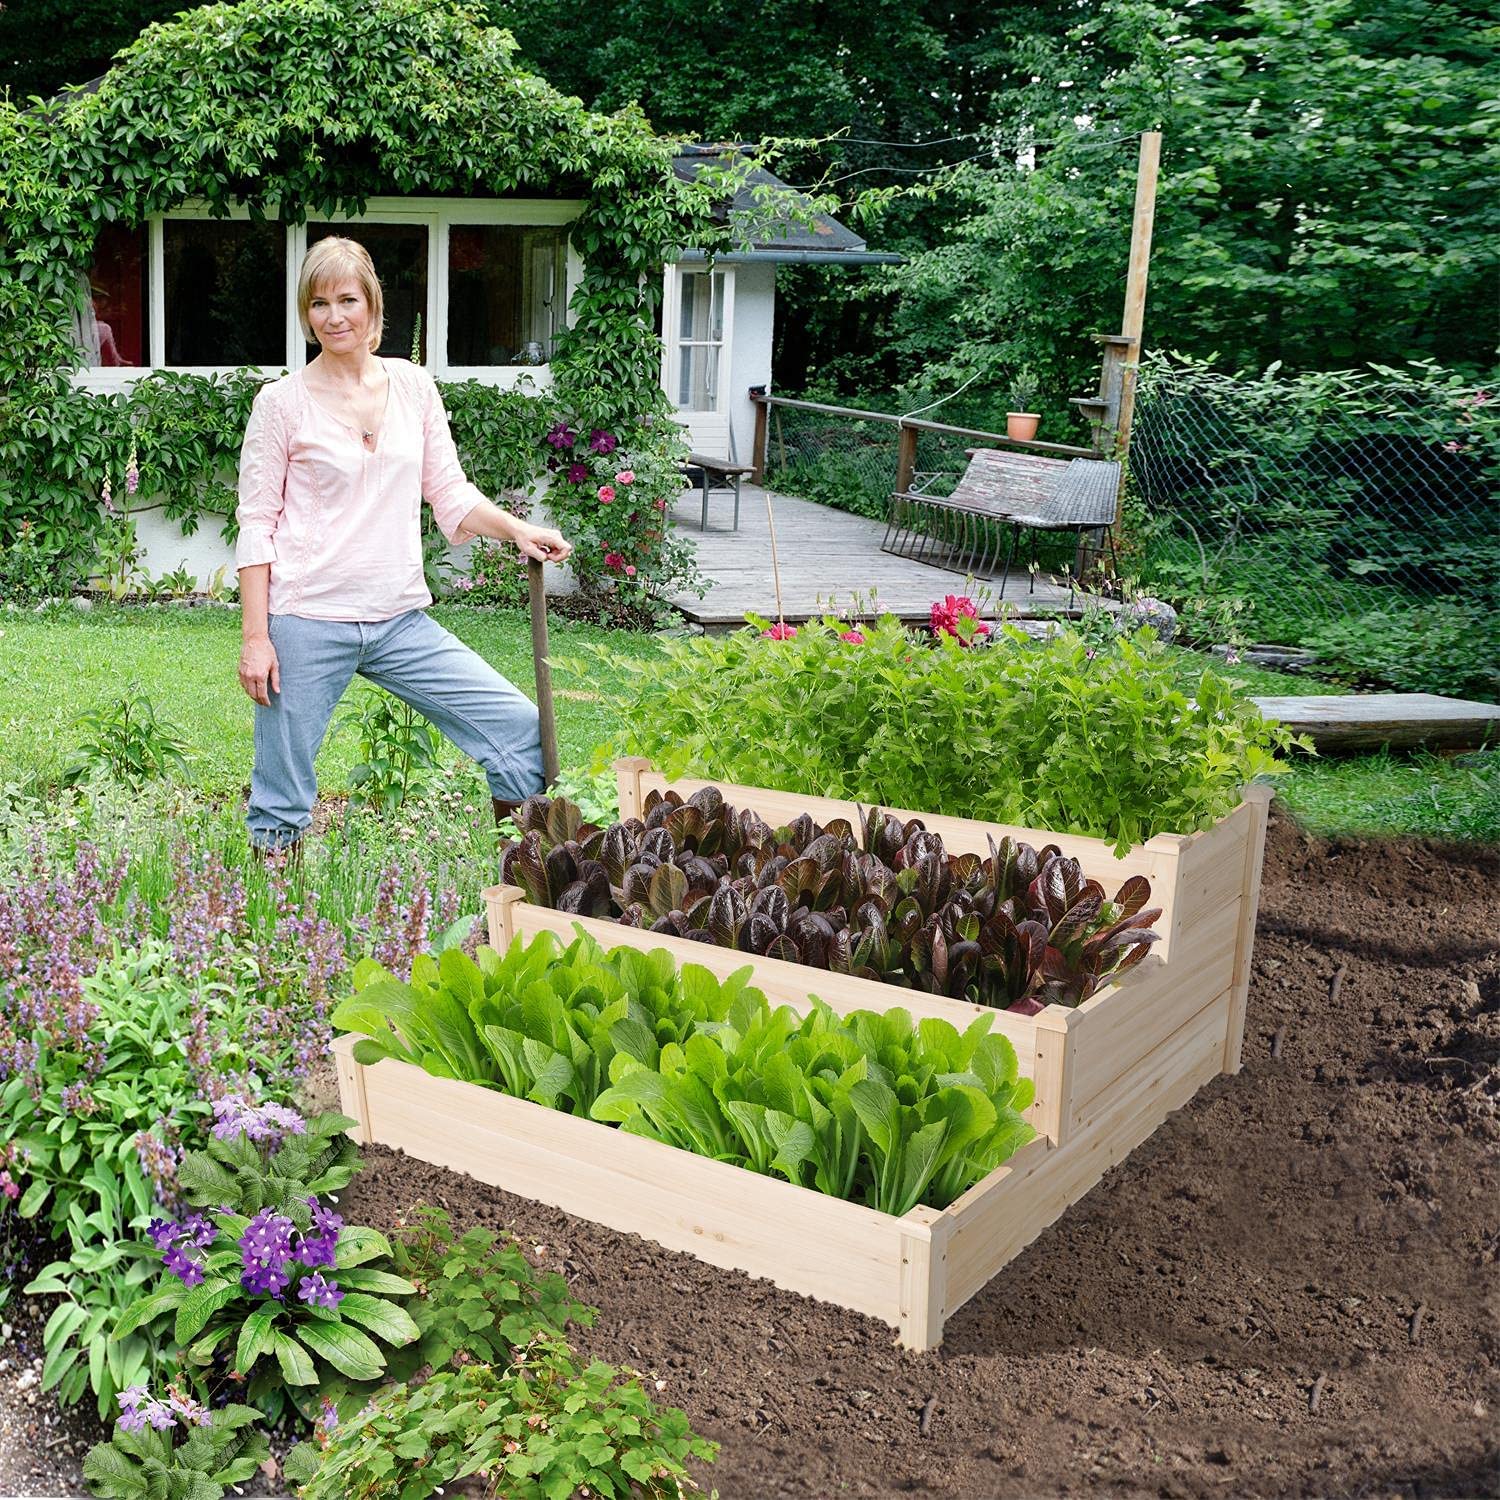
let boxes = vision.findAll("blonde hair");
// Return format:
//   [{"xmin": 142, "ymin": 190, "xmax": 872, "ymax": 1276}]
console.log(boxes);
[{"xmin": 297, "ymin": 236, "xmax": 384, "ymax": 351}]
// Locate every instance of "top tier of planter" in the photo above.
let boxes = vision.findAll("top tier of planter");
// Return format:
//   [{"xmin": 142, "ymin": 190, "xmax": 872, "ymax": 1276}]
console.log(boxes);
[{"xmin": 482, "ymin": 759, "xmax": 1272, "ymax": 1149}]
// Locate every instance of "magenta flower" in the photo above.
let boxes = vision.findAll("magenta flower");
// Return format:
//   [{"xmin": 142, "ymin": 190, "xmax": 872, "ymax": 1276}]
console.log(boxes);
[
  {"xmin": 597, "ymin": 484, "xmax": 616, "ymax": 503},
  {"xmin": 545, "ymin": 422, "xmax": 576, "ymax": 450},
  {"xmin": 588, "ymin": 429, "xmax": 617, "ymax": 455},
  {"xmin": 761, "ymin": 622, "xmax": 798, "ymax": 640},
  {"xmin": 603, "ymin": 551, "xmax": 625, "ymax": 571},
  {"xmin": 840, "ymin": 629, "xmax": 866, "ymax": 645},
  {"xmin": 566, "ymin": 462, "xmax": 588, "ymax": 483}
]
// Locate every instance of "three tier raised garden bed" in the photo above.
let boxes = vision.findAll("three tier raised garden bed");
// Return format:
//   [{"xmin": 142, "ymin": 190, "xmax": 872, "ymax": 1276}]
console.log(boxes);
[{"xmin": 335, "ymin": 760, "xmax": 1271, "ymax": 1350}]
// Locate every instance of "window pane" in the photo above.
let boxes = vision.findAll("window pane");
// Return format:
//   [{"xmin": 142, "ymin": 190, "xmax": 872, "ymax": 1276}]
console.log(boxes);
[
  {"xmin": 679, "ymin": 271, "xmax": 723, "ymax": 343},
  {"xmin": 307, "ymin": 223, "xmax": 429, "ymax": 363},
  {"xmin": 677, "ymin": 345, "xmax": 720, "ymax": 410},
  {"xmin": 447, "ymin": 225, "xmax": 567, "ymax": 366},
  {"xmin": 163, "ymin": 219, "xmax": 285, "ymax": 367},
  {"xmin": 78, "ymin": 222, "xmax": 149, "ymax": 367}
]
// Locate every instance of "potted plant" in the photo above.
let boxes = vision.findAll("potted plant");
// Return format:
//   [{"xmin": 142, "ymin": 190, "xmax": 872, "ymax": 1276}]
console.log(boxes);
[{"xmin": 1006, "ymin": 370, "xmax": 1041, "ymax": 441}]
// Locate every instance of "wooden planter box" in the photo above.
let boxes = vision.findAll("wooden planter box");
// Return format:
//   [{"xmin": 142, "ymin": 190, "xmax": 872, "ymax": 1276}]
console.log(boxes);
[{"xmin": 333, "ymin": 769, "xmax": 1271, "ymax": 1350}]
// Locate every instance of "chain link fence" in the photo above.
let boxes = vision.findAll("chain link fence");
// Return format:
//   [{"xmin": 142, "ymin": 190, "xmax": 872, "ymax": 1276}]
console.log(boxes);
[{"xmin": 1129, "ymin": 359, "xmax": 1499, "ymax": 696}]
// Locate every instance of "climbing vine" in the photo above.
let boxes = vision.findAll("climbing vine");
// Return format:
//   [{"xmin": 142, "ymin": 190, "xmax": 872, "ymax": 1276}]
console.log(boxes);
[{"xmin": 0, "ymin": 0, "xmax": 718, "ymax": 605}]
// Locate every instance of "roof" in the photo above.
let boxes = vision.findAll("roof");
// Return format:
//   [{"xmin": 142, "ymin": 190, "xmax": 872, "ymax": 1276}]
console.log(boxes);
[{"xmin": 672, "ymin": 144, "xmax": 902, "ymax": 266}]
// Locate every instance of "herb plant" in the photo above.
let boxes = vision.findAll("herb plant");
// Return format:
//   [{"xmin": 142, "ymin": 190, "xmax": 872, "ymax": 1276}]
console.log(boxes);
[
  {"xmin": 60, "ymin": 687, "xmax": 191, "ymax": 789},
  {"xmin": 560, "ymin": 618, "xmax": 1295, "ymax": 851},
  {"xmin": 337, "ymin": 932, "xmax": 1038, "ymax": 1214},
  {"xmin": 498, "ymin": 788, "xmax": 1161, "ymax": 1011},
  {"xmin": 337, "ymin": 687, "xmax": 446, "ymax": 815},
  {"xmin": 82, "ymin": 1390, "xmax": 268, "ymax": 1500},
  {"xmin": 283, "ymin": 1340, "xmax": 716, "ymax": 1500}
]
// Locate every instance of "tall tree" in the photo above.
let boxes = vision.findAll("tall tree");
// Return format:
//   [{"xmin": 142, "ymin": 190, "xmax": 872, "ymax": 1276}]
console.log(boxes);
[{"xmin": 0, "ymin": 0, "xmax": 193, "ymax": 99}]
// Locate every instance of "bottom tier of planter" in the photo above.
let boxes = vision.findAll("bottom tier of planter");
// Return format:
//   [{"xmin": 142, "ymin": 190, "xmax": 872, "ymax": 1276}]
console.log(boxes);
[{"xmin": 334, "ymin": 977, "xmax": 1231, "ymax": 1350}]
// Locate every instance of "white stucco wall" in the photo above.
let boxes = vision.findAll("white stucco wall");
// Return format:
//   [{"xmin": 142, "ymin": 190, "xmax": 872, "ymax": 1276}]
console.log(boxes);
[{"xmin": 725, "ymin": 262, "xmax": 775, "ymax": 464}]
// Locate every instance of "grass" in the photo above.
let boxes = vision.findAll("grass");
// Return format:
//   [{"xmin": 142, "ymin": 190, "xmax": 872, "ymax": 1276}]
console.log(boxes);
[
  {"xmin": 0, "ymin": 603, "xmax": 657, "ymax": 796},
  {"xmin": 2, "ymin": 602, "xmax": 1494, "ymax": 843}
]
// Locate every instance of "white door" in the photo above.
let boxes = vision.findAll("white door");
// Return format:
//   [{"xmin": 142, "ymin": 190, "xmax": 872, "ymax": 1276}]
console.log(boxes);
[{"xmin": 662, "ymin": 265, "xmax": 735, "ymax": 458}]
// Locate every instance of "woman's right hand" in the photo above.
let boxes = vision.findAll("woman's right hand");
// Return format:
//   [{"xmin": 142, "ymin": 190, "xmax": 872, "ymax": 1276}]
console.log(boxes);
[{"xmin": 239, "ymin": 634, "xmax": 280, "ymax": 706}]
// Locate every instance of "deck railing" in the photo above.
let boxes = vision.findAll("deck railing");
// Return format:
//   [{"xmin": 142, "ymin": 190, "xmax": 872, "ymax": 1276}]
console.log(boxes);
[{"xmin": 748, "ymin": 391, "xmax": 1099, "ymax": 522}]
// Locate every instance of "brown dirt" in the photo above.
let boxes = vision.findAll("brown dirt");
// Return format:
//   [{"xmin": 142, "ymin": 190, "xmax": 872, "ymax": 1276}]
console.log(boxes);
[{"xmin": 5, "ymin": 813, "xmax": 1496, "ymax": 1498}]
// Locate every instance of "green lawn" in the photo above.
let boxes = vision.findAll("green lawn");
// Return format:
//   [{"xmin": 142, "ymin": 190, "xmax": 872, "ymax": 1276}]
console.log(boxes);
[
  {"xmin": 2, "ymin": 603, "xmax": 1494, "ymax": 843},
  {"xmin": 0, "ymin": 603, "xmax": 656, "ymax": 796}
]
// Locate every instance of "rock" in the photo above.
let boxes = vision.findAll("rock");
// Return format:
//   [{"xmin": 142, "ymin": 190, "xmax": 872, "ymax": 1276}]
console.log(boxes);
[{"xmin": 1122, "ymin": 596, "xmax": 1179, "ymax": 644}]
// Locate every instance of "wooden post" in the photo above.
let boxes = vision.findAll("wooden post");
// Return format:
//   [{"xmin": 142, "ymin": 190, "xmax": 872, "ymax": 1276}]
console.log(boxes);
[
  {"xmin": 894, "ymin": 422, "xmax": 919, "ymax": 498},
  {"xmin": 749, "ymin": 387, "xmax": 769, "ymax": 483},
  {"xmin": 1114, "ymin": 130, "xmax": 1161, "ymax": 457},
  {"xmin": 527, "ymin": 557, "xmax": 561, "ymax": 786}
]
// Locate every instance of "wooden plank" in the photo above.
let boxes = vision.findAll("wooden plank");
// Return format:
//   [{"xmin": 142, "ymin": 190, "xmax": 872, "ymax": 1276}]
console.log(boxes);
[
  {"xmin": 1028, "ymin": 1009, "xmax": 1077, "ymax": 1145},
  {"xmin": 1114, "ymin": 130, "xmax": 1161, "ymax": 452},
  {"xmin": 1067, "ymin": 899, "xmax": 1239, "ymax": 1112},
  {"xmin": 941, "ymin": 991, "xmax": 1224, "ymax": 1313},
  {"xmin": 1169, "ymin": 798, "xmax": 1251, "ymax": 939},
  {"xmin": 1223, "ymin": 784, "xmax": 1273, "ymax": 1073},
  {"xmin": 1251, "ymin": 693, "xmax": 1500, "ymax": 752},
  {"xmin": 337, "ymin": 1037, "xmax": 911, "ymax": 1326},
  {"xmin": 897, "ymin": 1207, "xmax": 950, "ymax": 1350}
]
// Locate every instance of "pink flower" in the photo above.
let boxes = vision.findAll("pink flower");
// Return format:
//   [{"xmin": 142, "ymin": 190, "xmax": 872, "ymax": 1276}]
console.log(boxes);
[
  {"xmin": 654, "ymin": 498, "xmax": 668, "ymax": 511},
  {"xmin": 930, "ymin": 594, "xmax": 990, "ymax": 643},
  {"xmin": 613, "ymin": 469, "xmax": 635, "ymax": 485},
  {"xmin": 761, "ymin": 621, "xmax": 798, "ymax": 640},
  {"xmin": 598, "ymin": 485, "xmax": 616, "ymax": 504},
  {"xmin": 840, "ymin": 629, "xmax": 866, "ymax": 644},
  {"xmin": 603, "ymin": 551, "xmax": 626, "ymax": 571},
  {"xmin": 624, "ymin": 564, "xmax": 637, "ymax": 576},
  {"xmin": 0, "ymin": 1172, "xmax": 18, "ymax": 1200}
]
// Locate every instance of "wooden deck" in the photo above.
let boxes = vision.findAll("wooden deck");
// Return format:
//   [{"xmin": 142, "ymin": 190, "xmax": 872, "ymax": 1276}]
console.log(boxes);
[
  {"xmin": 1251, "ymin": 694, "xmax": 1500, "ymax": 752},
  {"xmin": 665, "ymin": 483, "xmax": 1103, "ymax": 629}
]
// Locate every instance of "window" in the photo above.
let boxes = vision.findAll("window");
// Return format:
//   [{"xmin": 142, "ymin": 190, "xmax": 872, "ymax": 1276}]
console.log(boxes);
[
  {"xmin": 71, "ymin": 198, "xmax": 581, "ymax": 385},
  {"xmin": 307, "ymin": 221, "xmax": 429, "ymax": 362},
  {"xmin": 672, "ymin": 268, "xmax": 730, "ymax": 411},
  {"xmin": 163, "ymin": 219, "xmax": 286, "ymax": 367},
  {"xmin": 446, "ymin": 225, "xmax": 567, "ymax": 366},
  {"xmin": 78, "ymin": 223, "xmax": 149, "ymax": 367}
]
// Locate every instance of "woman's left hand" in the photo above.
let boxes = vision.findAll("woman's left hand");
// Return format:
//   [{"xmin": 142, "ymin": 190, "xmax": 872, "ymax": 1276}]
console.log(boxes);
[{"xmin": 512, "ymin": 520, "xmax": 573, "ymax": 564}]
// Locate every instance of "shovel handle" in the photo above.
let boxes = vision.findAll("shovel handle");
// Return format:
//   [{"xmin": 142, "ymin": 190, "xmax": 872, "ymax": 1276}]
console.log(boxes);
[{"xmin": 527, "ymin": 557, "xmax": 561, "ymax": 787}]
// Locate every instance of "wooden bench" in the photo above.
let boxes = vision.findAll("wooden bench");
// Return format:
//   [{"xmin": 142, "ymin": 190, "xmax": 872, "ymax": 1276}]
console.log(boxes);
[
  {"xmin": 883, "ymin": 448, "xmax": 1121, "ymax": 602},
  {"xmin": 682, "ymin": 450, "xmax": 753, "ymax": 530}
]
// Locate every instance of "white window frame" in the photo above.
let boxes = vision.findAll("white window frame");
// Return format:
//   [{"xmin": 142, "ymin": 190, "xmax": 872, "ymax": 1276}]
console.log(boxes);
[
  {"xmin": 72, "ymin": 196, "xmax": 584, "ymax": 392},
  {"xmin": 660, "ymin": 264, "xmax": 735, "ymax": 414}
]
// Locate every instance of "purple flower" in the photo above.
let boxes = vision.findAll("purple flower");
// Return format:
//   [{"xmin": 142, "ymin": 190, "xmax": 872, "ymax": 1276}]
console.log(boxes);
[
  {"xmin": 147, "ymin": 1218, "xmax": 175, "ymax": 1250},
  {"xmin": 239, "ymin": 1208, "xmax": 297, "ymax": 1300},
  {"xmin": 588, "ymin": 429, "xmax": 617, "ymax": 455},
  {"xmin": 544, "ymin": 422, "xmax": 576, "ymax": 450},
  {"xmin": 119, "ymin": 1385, "xmax": 149, "ymax": 1410},
  {"xmin": 181, "ymin": 1213, "xmax": 216, "ymax": 1251},
  {"xmin": 163, "ymin": 1246, "xmax": 205, "ymax": 1287},
  {"xmin": 296, "ymin": 1196, "xmax": 342, "ymax": 1269},
  {"xmin": 317, "ymin": 1397, "xmax": 339, "ymax": 1435},
  {"xmin": 116, "ymin": 1407, "xmax": 148, "ymax": 1433},
  {"xmin": 212, "ymin": 1095, "xmax": 305, "ymax": 1147},
  {"xmin": 565, "ymin": 462, "xmax": 588, "ymax": 484},
  {"xmin": 168, "ymin": 1391, "xmax": 212, "ymax": 1427},
  {"xmin": 146, "ymin": 1403, "xmax": 176, "ymax": 1431},
  {"xmin": 297, "ymin": 1271, "xmax": 344, "ymax": 1310}
]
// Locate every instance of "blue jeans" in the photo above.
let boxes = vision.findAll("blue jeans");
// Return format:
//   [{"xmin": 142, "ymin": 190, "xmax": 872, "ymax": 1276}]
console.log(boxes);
[{"xmin": 247, "ymin": 609, "xmax": 543, "ymax": 850}]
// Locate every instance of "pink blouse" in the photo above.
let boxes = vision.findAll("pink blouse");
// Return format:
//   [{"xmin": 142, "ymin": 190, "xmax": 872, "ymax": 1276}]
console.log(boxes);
[{"xmin": 235, "ymin": 358, "xmax": 487, "ymax": 621}]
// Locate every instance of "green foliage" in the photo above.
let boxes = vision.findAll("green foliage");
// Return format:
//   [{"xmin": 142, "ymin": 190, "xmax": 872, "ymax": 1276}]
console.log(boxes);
[
  {"xmin": 0, "ymin": 0, "xmax": 715, "ymax": 605},
  {"xmin": 1006, "ymin": 370, "xmax": 1040, "ymax": 413},
  {"xmin": 283, "ymin": 1340, "xmax": 716, "ymax": 1500},
  {"xmin": 61, "ymin": 686, "xmax": 191, "ymax": 789},
  {"xmin": 0, "ymin": 518, "xmax": 76, "ymax": 601},
  {"xmin": 338, "ymin": 933, "xmax": 1037, "ymax": 1213},
  {"xmin": 336, "ymin": 687, "xmax": 446, "ymax": 815},
  {"xmin": 384, "ymin": 1206, "xmax": 593, "ymax": 1380},
  {"xmin": 173, "ymin": 1112, "xmax": 361, "ymax": 1221},
  {"xmin": 563, "ymin": 614, "xmax": 1295, "ymax": 851},
  {"xmin": 82, "ymin": 1399, "xmax": 269, "ymax": 1500},
  {"xmin": 1310, "ymin": 605, "xmax": 1498, "ymax": 702},
  {"xmin": 10, "ymin": 942, "xmax": 278, "ymax": 1414}
]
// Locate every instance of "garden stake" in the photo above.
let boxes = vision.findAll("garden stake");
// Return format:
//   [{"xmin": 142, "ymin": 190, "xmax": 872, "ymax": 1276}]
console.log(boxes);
[
  {"xmin": 527, "ymin": 556, "xmax": 561, "ymax": 787},
  {"xmin": 764, "ymin": 488, "xmax": 786, "ymax": 628}
]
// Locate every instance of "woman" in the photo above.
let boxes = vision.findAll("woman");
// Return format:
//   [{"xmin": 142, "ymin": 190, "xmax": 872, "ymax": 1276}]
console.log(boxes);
[{"xmin": 235, "ymin": 236, "xmax": 572, "ymax": 854}]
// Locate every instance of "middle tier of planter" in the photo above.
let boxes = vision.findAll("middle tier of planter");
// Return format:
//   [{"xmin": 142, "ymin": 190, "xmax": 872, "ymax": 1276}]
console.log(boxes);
[{"xmin": 482, "ymin": 884, "xmax": 1231, "ymax": 1149}]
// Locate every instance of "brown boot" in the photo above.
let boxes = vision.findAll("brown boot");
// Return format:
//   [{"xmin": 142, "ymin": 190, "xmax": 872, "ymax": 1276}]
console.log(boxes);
[{"xmin": 492, "ymin": 797, "xmax": 526, "ymax": 829}]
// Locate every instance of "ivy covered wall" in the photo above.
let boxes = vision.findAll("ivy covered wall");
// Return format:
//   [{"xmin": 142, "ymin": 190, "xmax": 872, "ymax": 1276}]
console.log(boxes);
[{"xmin": 0, "ymin": 0, "xmax": 714, "ymax": 606}]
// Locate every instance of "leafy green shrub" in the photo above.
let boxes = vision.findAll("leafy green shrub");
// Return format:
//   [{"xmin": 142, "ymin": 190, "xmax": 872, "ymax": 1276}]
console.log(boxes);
[
  {"xmin": 61, "ymin": 687, "xmax": 190, "ymax": 788},
  {"xmin": 11, "ymin": 943, "xmax": 282, "ymax": 1414},
  {"xmin": 337, "ymin": 687, "xmax": 446, "ymax": 814},
  {"xmin": 562, "ymin": 615, "xmax": 1294, "ymax": 851},
  {"xmin": 283, "ymin": 1338, "xmax": 716, "ymax": 1500},
  {"xmin": 385, "ymin": 1206, "xmax": 593, "ymax": 1381},
  {"xmin": 499, "ymin": 788, "xmax": 1161, "ymax": 1010},
  {"xmin": 336, "ymin": 932, "xmax": 1037, "ymax": 1214},
  {"xmin": 1307, "ymin": 601, "xmax": 1500, "ymax": 702},
  {"xmin": 83, "ymin": 1392, "xmax": 268, "ymax": 1500}
]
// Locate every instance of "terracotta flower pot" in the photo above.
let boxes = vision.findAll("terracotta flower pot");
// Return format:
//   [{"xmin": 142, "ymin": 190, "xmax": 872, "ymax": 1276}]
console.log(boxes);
[{"xmin": 1006, "ymin": 412, "xmax": 1040, "ymax": 442}]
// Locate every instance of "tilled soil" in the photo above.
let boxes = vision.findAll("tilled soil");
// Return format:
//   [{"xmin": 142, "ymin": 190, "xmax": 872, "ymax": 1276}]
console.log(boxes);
[{"xmin": 4, "ymin": 813, "xmax": 1496, "ymax": 1498}]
